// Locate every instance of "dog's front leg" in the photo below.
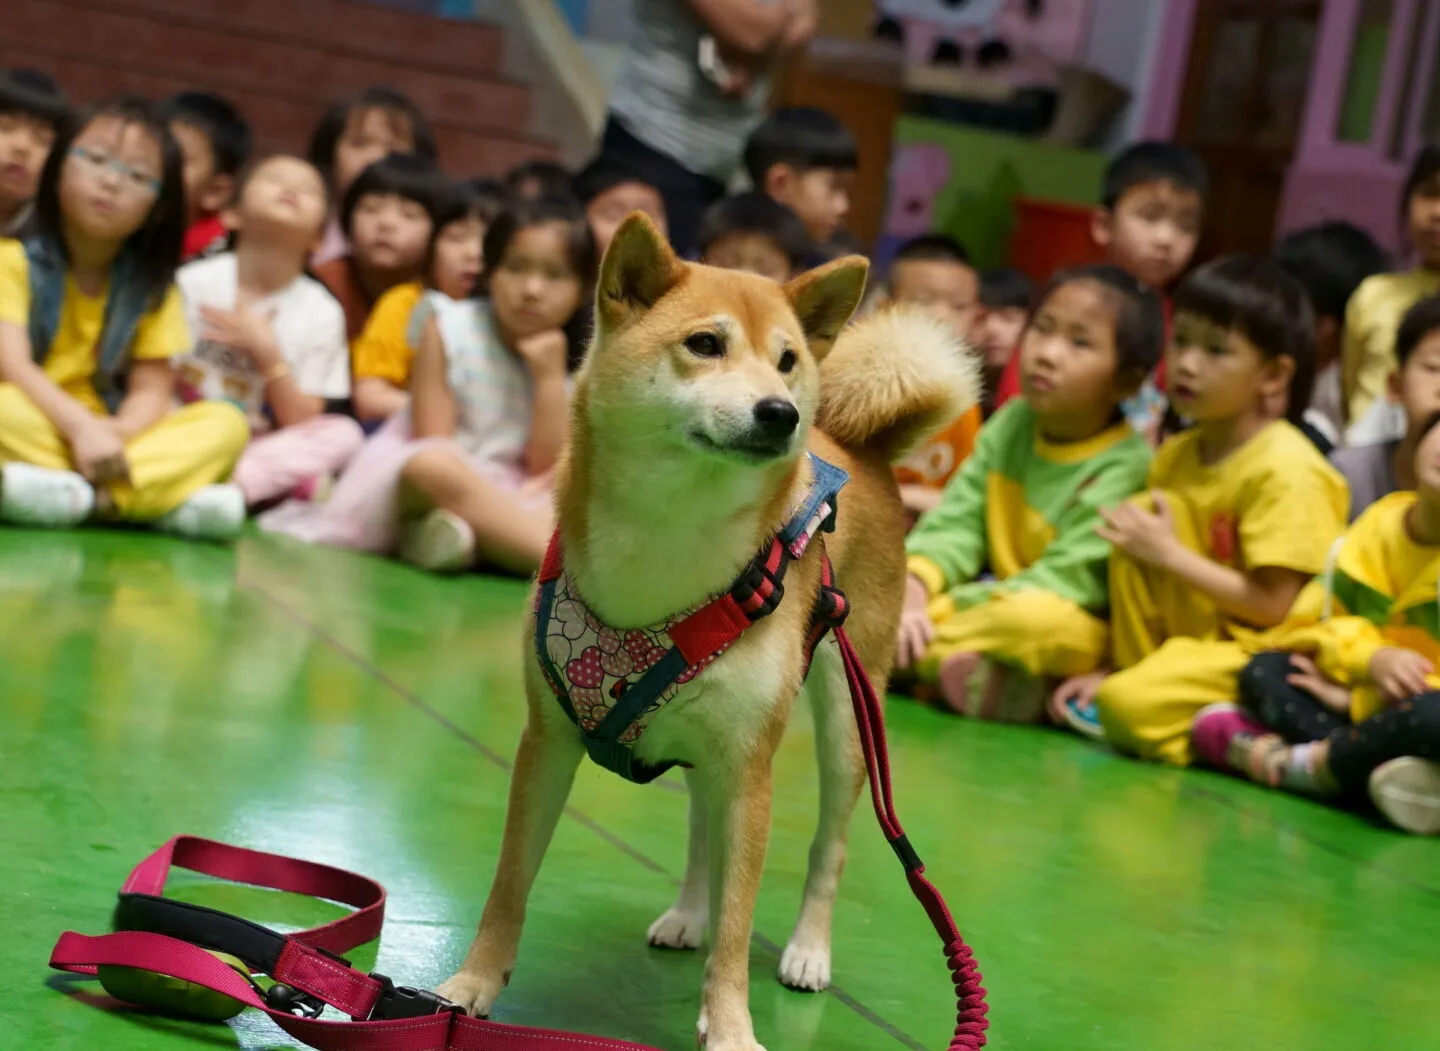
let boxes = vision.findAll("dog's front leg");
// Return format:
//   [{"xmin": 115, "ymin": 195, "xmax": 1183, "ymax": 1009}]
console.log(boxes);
[
  {"xmin": 696, "ymin": 753, "xmax": 774, "ymax": 1051},
  {"xmin": 437, "ymin": 691, "xmax": 584, "ymax": 1017}
]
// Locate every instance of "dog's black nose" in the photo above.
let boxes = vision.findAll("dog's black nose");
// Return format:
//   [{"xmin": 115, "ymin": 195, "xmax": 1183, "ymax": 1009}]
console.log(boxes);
[{"xmin": 752, "ymin": 397, "xmax": 800, "ymax": 441}]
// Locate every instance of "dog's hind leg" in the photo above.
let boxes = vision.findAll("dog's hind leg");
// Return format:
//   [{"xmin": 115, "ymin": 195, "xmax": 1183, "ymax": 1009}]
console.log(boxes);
[
  {"xmin": 779, "ymin": 640, "xmax": 864, "ymax": 992},
  {"xmin": 647, "ymin": 766, "xmax": 709, "ymax": 949},
  {"xmin": 437, "ymin": 671, "xmax": 584, "ymax": 1017}
]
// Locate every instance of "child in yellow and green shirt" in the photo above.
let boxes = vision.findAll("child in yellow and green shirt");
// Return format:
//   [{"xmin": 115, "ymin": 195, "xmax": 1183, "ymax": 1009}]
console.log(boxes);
[{"xmin": 896, "ymin": 265, "xmax": 1162, "ymax": 719}]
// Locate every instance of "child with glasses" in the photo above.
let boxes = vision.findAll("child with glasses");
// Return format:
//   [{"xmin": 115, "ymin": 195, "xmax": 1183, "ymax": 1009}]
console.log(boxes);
[{"xmin": 0, "ymin": 96, "xmax": 248, "ymax": 539}]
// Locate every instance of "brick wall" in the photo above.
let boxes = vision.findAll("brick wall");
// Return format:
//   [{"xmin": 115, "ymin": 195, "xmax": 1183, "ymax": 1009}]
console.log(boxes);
[{"xmin": 2, "ymin": 0, "xmax": 558, "ymax": 176}]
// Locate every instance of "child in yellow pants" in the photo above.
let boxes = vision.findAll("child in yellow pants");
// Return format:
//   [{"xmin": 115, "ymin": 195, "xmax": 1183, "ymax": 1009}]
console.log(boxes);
[
  {"xmin": 896, "ymin": 266, "xmax": 1161, "ymax": 717},
  {"xmin": 1057, "ymin": 256, "xmax": 1349, "ymax": 764},
  {"xmin": 0, "ymin": 98, "xmax": 248, "ymax": 539}
]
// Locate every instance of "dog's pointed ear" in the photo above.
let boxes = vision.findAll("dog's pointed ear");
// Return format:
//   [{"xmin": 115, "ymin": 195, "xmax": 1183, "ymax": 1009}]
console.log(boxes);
[
  {"xmin": 784, "ymin": 256, "xmax": 869, "ymax": 360},
  {"xmin": 596, "ymin": 213, "xmax": 686, "ymax": 329}
]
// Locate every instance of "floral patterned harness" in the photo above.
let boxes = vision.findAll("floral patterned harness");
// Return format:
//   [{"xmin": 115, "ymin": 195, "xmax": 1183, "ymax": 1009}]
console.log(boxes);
[{"xmin": 534, "ymin": 454, "xmax": 852, "ymax": 783}]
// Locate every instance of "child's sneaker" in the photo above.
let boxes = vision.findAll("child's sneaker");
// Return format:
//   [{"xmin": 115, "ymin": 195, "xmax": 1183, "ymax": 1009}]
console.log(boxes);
[
  {"xmin": 0, "ymin": 463, "xmax": 95, "ymax": 527},
  {"xmin": 1191, "ymin": 702, "xmax": 1269, "ymax": 772},
  {"xmin": 155, "ymin": 484, "xmax": 246, "ymax": 542},
  {"xmin": 399, "ymin": 509, "xmax": 475, "ymax": 573},
  {"xmin": 1369, "ymin": 756, "xmax": 1440, "ymax": 835},
  {"xmin": 1060, "ymin": 694, "xmax": 1106, "ymax": 741}
]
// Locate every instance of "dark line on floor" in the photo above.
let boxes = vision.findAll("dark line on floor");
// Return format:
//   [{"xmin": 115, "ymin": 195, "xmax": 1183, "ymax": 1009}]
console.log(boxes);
[{"xmin": 241, "ymin": 576, "xmax": 928, "ymax": 1051}]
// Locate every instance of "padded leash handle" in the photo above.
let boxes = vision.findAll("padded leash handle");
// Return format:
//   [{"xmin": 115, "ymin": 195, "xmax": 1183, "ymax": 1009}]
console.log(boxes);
[{"xmin": 835, "ymin": 626, "xmax": 990, "ymax": 1050}]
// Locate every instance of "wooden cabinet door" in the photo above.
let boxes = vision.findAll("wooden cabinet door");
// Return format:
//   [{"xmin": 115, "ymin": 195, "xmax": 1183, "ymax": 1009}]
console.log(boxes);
[{"xmin": 1176, "ymin": 0, "xmax": 1322, "ymax": 257}]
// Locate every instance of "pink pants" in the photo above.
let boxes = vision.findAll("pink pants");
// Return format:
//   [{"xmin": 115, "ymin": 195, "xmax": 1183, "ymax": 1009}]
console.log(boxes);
[
  {"xmin": 258, "ymin": 414, "xmax": 544, "ymax": 553},
  {"xmin": 232, "ymin": 415, "xmax": 365, "ymax": 508}
]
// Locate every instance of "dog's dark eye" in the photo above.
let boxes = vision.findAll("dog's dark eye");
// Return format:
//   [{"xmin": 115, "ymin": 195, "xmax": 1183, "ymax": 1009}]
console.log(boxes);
[
  {"xmin": 778, "ymin": 349, "xmax": 797, "ymax": 373},
  {"xmin": 685, "ymin": 332, "xmax": 724, "ymax": 358}
]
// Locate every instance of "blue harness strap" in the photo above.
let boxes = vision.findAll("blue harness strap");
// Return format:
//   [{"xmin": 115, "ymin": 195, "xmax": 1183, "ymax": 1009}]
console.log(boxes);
[
  {"xmin": 24, "ymin": 237, "xmax": 148, "ymax": 413},
  {"xmin": 534, "ymin": 454, "xmax": 851, "ymax": 784}
]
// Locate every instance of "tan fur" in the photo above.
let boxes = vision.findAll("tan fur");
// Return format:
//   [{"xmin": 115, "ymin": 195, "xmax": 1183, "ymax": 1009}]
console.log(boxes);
[
  {"xmin": 438, "ymin": 216, "xmax": 977, "ymax": 1051},
  {"xmin": 816, "ymin": 306, "xmax": 981, "ymax": 463}
]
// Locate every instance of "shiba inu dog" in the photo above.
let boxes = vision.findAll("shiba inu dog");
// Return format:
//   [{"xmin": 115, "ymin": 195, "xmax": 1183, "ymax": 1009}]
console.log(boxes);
[{"xmin": 437, "ymin": 215, "xmax": 977, "ymax": 1050}]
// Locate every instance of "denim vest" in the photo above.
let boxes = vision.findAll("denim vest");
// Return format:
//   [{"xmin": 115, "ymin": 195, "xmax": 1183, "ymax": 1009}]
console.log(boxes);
[{"xmin": 24, "ymin": 237, "xmax": 147, "ymax": 413}]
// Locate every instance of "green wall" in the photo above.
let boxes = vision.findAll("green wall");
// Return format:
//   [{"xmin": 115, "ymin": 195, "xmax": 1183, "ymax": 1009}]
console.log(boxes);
[{"xmin": 894, "ymin": 117, "xmax": 1108, "ymax": 269}]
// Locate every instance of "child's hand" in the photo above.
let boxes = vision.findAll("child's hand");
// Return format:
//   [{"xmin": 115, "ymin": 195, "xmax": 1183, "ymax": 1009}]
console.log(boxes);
[
  {"xmin": 1368, "ymin": 647, "xmax": 1435, "ymax": 703},
  {"xmin": 894, "ymin": 574, "xmax": 934, "ymax": 670},
  {"xmin": 515, "ymin": 330, "xmax": 569, "ymax": 379},
  {"xmin": 200, "ymin": 305, "xmax": 280, "ymax": 367},
  {"xmin": 67, "ymin": 416, "xmax": 129, "ymax": 484},
  {"xmin": 1097, "ymin": 491, "xmax": 1181, "ymax": 567},
  {"xmin": 1286, "ymin": 654, "xmax": 1351, "ymax": 714}
]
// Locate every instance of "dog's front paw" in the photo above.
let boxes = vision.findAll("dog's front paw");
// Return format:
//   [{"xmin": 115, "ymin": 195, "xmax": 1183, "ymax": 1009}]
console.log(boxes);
[
  {"xmin": 647, "ymin": 906, "xmax": 707, "ymax": 950},
  {"xmin": 696, "ymin": 1011, "xmax": 767, "ymax": 1051},
  {"xmin": 776, "ymin": 938, "xmax": 831, "ymax": 992},
  {"xmin": 435, "ymin": 969, "xmax": 505, "ymax": 1017}
]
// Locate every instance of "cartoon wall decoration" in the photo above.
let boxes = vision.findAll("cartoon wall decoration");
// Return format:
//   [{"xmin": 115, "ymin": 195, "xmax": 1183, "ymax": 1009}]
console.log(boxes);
[{"xmin": 872, "ymin": 0, "xmax": 1093, "ymax": 90}]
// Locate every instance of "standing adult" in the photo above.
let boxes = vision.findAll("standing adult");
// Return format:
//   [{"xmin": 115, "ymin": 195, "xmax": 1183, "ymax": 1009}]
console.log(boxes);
[{"xmin": 603, "ymin": 0, "xmax": 816, "ymax": 256}]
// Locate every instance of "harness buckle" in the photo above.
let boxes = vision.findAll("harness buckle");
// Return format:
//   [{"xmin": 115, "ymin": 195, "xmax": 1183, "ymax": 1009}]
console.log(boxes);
[{"xmin": 367, "ymin": 973, "xmax": 462, "ymax": 1020}]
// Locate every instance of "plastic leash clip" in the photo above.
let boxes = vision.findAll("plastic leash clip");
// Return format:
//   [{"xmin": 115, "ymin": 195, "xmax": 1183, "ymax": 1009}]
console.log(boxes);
[{"xmin": 366, "ymin": 973, "xmax": 461, "ymax": 1020}]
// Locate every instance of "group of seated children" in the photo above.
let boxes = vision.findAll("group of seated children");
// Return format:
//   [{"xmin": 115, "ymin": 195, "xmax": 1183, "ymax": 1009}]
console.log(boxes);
[
  {"xmin": 6, "ymin": 64, "xmax": 1440, "ymax": 837},
  {"xmin": 892, "ymin": 137, "xmax": 1440, "ymax": 837}
]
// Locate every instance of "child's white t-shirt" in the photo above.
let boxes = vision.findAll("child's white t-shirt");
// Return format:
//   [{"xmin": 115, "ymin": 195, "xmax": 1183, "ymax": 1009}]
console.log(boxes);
[
  {"xmin": 175, "ymin": 253, "xmax": 350, "ymax": 432},
  {"xmin": 421, "ymin": 294, "xmax": 534, "ymax": 470}
]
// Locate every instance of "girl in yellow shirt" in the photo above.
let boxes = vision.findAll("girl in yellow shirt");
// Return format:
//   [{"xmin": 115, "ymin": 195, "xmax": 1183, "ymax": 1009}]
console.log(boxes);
[
  {"xmin": 0, "ymin": 97, "xmax": 248, "ymax": 538},
  {"xmin": 351, "ymin": 178, "xmax": 503, "ymax": 423},
  {"xmin": 1193, "ymin": 415, "xmax": 1440, "ymax": 835}
]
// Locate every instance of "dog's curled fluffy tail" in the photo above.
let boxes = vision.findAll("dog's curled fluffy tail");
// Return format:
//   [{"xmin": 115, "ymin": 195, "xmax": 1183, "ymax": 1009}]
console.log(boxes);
[{"xmin": 816, "ymin": 307, "xmax": 981, "ymax": 463}]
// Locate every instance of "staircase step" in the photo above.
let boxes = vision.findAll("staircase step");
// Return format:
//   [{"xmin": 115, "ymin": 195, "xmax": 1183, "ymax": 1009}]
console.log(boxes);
[
  {"xmin": 9, "ymin": 0, "xmax": 528, "ymax": 134},
  {"xmin": 73, "ymin": 0, "xmax": 505, "ymax": 73},
  {"xmin": 0, "ymin": 45, "xmax": 556, "ymax": 176}
]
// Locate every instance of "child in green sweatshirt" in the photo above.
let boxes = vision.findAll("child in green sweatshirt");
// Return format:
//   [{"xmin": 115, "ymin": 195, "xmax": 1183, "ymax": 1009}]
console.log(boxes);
[{"xmin": 897, "ymin": 265, "xmax": 1160, "ymax": 718}]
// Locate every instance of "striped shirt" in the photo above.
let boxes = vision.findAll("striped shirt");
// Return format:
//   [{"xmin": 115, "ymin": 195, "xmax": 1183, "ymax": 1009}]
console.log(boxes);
[{"xmin": 608, "ymin": 0, "xmax": 769, "ymax": 181}]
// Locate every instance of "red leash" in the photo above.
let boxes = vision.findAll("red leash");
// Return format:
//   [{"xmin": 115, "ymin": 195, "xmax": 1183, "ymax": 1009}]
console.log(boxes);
[
  {"xmin": 47, "ymin": 642, "xmax": 988, "ymax": 1049},
  {"xmin": 835, "ymin": 626, "xmax": 989, "ymax": 1050}
]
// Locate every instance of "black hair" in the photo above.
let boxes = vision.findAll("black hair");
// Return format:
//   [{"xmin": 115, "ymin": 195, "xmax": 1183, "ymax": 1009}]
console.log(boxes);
[
  {"xmin": 467, "ymin": 178, "xmax": 506, "ymax": 226},
  {"xmin": 1273, "ymin": 221, "xmax": 1388, "ymax": 322},
  {"xmin": 1401, "ymin": 145, "xmax": 1440, "ymax": 230},
  {"xmin": 1030, "ymin": 263, "xmax": 1165, "ymax": 382},
  {"xmin": 433, "ymin": 176, "xmax": 506, "ymax": 232},
  {"xmin": 1102, "ymin": 140, "xmax": 1209, "ymax": 210},
  {"xmin": 697, "ymin": 192, "xmax": 812, "ymax": 271},
  {"xmin": 423, "ymin": 176, "xmax": 506, "ymax": 278},
  {"xmin": 339, "ymin": 152, "xmax": 444, "ymax": 237},
  {"xmin": 0, "ymin": 68, "xmax": 68, "ymax": 128},
  {"xmin": 1394, "ymin": 296, "xmax": 1440, "ymax": 369},
  {"xmin": 504, "ymin": 160, "xmax": 574, "ymax": 203},
  {"xmin": 743, "ymin": 106, "xmax": 858, "ymax": 187},
  {"xmin": 1173, "ymin": 254, "xmax": 1317, "ymax": 424},
  {"xmin": 158, "ymin": 90, "xmax": 251, "ymax": 177},
  {"xmin": 34, "ymin": 94, "xmax": 186, "ymax": 310},
  {"xmin": 893, "ymin": 232, "xmax": 972, "ymax": 267},
  {"xmin": 979, "ymin": 267, "xmax": 1035, "ymax": 311},
  {"xmin": 571, "ymin": 154, "xmax": 660, "ymax": 206},
  {"xmin": 307, "ymin": 85, "xmax": 437, "ymax": 192},
  {"xmin": 481, "ymin": 195, "xmax": 597, "ymax": 369}
]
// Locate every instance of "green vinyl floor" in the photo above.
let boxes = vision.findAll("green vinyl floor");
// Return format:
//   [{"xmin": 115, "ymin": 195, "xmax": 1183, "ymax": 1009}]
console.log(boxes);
[{"xmin": 2, "ymin": 527, "xmax": 1437, "ymax": 1051}]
